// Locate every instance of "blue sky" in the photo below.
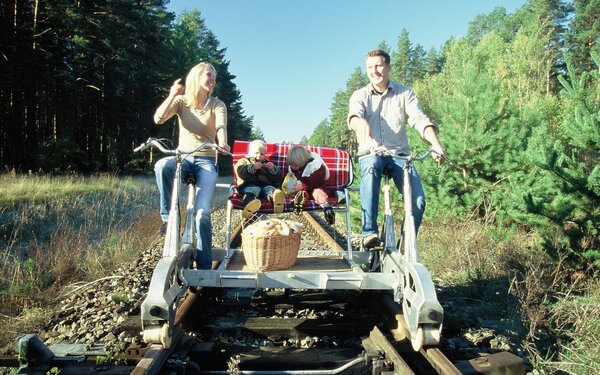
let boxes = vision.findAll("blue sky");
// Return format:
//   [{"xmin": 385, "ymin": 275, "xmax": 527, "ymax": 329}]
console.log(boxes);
[{"xmin": 166, "ymin": 0, "xmax": 528, "ymax": 143}]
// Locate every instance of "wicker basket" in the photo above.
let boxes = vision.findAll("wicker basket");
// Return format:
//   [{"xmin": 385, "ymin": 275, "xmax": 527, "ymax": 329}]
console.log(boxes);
[{"xmin": 241, "ymin": 230, "xmax": 301, "ymax": 271}]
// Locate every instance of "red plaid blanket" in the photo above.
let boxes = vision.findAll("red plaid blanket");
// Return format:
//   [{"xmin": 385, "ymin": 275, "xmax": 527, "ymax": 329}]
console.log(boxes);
[{"xmin": 230, "ymin": 141, "xmax": 353, "ymax": 213}]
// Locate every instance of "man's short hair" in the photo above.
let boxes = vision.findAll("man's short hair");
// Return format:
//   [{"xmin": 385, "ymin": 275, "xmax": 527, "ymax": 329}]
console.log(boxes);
[{"xmin": 367, "ymin": 49, "xmax": 391, "ymax": 65}]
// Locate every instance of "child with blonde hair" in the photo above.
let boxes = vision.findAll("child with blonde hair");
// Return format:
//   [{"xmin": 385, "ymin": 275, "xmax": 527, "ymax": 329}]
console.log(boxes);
[
  {"xmin": 287, "ymin": 145, "xmax": 335, "ymax": 224},
  {"xmin": 235, "ymin": 140, "xmax": 285, "ymax": 218}
]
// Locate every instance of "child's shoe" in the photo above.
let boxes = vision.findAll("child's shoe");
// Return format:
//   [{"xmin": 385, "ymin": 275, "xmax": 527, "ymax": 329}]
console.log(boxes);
[
  {"xmin": 242, "ymin": 197, "xmax": 261, "ymax": 219},
  {"xmin": 323, "ymin": 206, "xmax": 335, "ymax": 225},
  {"xmin": 272, "ymin": 189, "xmax": 285, "ymax": 214},
  {"xmin": 362, "ymin": 234, "xmax": 382, "ymax": 250},
  {"xmin": 293, "ymin": 191, "xmax": 306, "ymax": 215}
]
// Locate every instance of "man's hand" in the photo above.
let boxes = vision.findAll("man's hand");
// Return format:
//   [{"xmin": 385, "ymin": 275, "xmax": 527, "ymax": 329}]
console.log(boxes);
[
  {"xmin": 431, "ymin": 146, "xmax": 445, "ymax": 165},
  {"xmin": 423, "ymin": 126, "xmax": 445, "ymax": 165},
  {"xmin": 350, "ymin": 117, "xmax": 373, "ymax": 144}
]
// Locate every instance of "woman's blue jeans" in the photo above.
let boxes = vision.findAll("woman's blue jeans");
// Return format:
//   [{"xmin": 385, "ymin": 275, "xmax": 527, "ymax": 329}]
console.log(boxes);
[
  {"xmin": 359, "ymin": 155, "xmax": 426, "ymax": 238},
  {"xmin": 154, "ymin": 155, "xmax": 218, "ymax": 270}
]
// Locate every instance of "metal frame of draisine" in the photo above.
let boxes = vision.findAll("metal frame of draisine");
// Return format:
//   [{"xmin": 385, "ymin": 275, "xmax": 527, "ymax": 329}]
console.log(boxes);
[{"xmin": 134, "ymin": 138, "xmax": 443, "ymax": 351}]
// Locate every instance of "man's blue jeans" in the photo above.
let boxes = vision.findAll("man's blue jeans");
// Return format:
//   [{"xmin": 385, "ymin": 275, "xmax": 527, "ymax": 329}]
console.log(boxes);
[
  {"xmin": 359, "ymin": 155, "xmax": 426, "ymax": 238},
  {"xmin": 154, "ymin": 155, "xmax": 218, "ymax": 270}
]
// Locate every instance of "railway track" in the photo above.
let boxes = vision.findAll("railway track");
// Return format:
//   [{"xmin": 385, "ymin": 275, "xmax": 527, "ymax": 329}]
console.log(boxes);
[{"xmin": 5, "ymin": 211, "xmax": 525, "ymax": 374}]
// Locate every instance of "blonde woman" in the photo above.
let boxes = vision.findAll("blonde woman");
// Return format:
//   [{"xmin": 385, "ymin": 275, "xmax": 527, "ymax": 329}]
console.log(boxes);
[{"xmin": 153, "ymin": 62, "xmax": 230, "ymax": 269}]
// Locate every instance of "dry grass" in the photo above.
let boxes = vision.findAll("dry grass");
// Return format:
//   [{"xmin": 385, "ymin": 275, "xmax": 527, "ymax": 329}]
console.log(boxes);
[
  {"xmin": 1, "ymin": 173, "xmax": 597, "ymax": 373},
  {"xmin": 524, "ymin": 275, "xmax": 600, "ymax": 375},
  {"xmin": 417, "ymin": 218, "xmax": 533, "ymax": 343},
  {"xmin": 0, "ymin": 173, "xmax": 235, "ymax": 353},
  {"xmin": 417, "ymin": 213, "xmax": 542, "ymax": 287},
  {"xmin": 548, "ymin": 279, "xmax": 600, "ymax": 374},
  {"xmin": 0, "ymin": 174, "xmax": 158, "ymax": 303},
  {"xmin": 0, "ymin": 173, "xmax": 160, "ymax": 351},
  {"xmin": 417, "ymin": 214, "xmax": 600, "ymax": 374}
]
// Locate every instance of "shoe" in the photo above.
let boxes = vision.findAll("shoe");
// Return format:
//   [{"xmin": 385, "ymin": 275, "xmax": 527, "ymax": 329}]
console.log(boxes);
[
  {"xmin": 272, "ymin": 189, "xmax": 285, "ymax": 214},
  {"xmin": 159, "ymin": 222, "xmax": 167, "ymax": 234},
  {"xmin": 293, "ymin": 191, "xmax": 306, "ymax": 215},
  {"xmin": 323, "ymin": 206, "xmax": 335, "ymax": 225},
  {"xmin": 242, "ymin": 198, "xmax": 261, "ymax": 219},
  {"xmin": 362, "ymin": 234, "xmax": 381, "ymax": 249}
]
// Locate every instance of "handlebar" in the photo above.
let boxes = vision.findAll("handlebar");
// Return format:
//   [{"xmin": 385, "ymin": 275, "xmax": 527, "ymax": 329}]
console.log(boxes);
[
  {"xmin": 133, "ymin": 137, "xmax": 232, "ymax": 156},
  {"xmin": 133, "ymin": 138, "xmax": 170, "ymax": 153},
  {"xmin": 361, "ymin": 147, "xmax": 440, "ymax": 162}
]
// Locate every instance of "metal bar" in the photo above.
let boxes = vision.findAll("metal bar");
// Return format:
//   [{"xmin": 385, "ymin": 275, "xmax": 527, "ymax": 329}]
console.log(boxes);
[
  {"xmin": 364, "ymin": 326, "xmax": 416, "ymax": 374},
  {"xmin": 421, "ymin": 347, "xmax": 462, "ymax": 375},
  {"xmin": 301, "ymin": 211, "xmax": 344, "ymax": 257}
]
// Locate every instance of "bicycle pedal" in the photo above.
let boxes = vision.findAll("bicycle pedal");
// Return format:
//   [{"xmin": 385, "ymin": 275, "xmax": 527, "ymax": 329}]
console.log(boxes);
[{"xmin": 365, "ymin": 244, "xmax": 384, "ymax": 252}]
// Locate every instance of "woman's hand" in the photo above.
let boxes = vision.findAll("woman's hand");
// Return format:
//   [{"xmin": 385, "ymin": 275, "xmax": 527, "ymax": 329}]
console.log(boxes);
[{"xmin": 170, "ymin": 79, "xmax": 185, "ymax": 96}]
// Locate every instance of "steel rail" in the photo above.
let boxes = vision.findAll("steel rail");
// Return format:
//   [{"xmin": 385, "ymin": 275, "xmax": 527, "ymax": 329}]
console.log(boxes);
[
  {"xmin": 129, "ymin": 213, "xmax": 523, "ymax": 374},
  {"xmin": 300, "ymin": 211, "xmax": 345, "ymax": 255},
  {"xmin": 131, "ymin": 222, "xmax": 244, "ymax": 374}
]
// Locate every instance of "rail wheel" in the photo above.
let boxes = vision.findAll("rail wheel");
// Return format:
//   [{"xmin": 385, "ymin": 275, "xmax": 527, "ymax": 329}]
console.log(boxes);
[
  {"xmin": 143, "ymin": 323, "xmax": 172, "ymax": 348},
  {"xmin": 410, "ymin": 324, "xmax": 442, "ymax": 351},
  {"xmin": 410, "ymin": 326, "xmax": 424, "ymax": 351}
]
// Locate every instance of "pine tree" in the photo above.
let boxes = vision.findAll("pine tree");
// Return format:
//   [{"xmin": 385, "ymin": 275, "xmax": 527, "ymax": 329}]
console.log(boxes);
[
  {"xmin": 425, "ymin": 47, "xmax": 442, "ymax": 76},
  {"xmin": 376, "ymin": 40, "xmax": 391, "ymax": 55},
  {"xmin": 565, "ymin": 0, "xmax": 600, "ymax": 73},
  {"xmin": 1, "ymin": 0, "xmax": 174, "ymax": 172},
  {"xmin": 250, "ymin": 126, "xmax": 264, "ymax": 141},
  {"xmin": 510, "ymin": 0, "xmax": 571, "ymax": 95},
  {"xmin": 201, "ymin": 30, "xmax": 253, "ymax": 143},
  {"xmin": 1, "ymin": 1, "xmax": 252, "ymax": 173},
  {"xmin": 466, "ymin": 6, "xmax": 514, "ymax": 44},
  {"xmin": 307, "ymin": 119, "xmax": 331, "ymax": 147},
  {"xmin": 523, "ymin": 52, "xmax": 599, "ymax": 266},
  {"xmin": 410, "ymin": 44, "xmax": 427, "ymax": 82},
  {"xmin": 418, "ymin": 34, "xmax": 525, "ymax": 220},
  {"xmin": 391, "ymin": 29, "xmax": 412, "ymax": 85}
]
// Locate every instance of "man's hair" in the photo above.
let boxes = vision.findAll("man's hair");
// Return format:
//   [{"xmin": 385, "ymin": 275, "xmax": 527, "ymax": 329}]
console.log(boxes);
[{"xmin": 367, "ymin": 49, "xmax": 390, "ymax": 65}]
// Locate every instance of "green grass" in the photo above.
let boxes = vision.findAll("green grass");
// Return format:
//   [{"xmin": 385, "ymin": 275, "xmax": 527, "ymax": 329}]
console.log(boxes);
[
  {"xmin": 0, "ymin": 173, "xmax": 159, "ymax": 301},
  {"xmin": 0, "ymin": 173, "xmax": 132, "ymax": 204},
  {"xmin": 544, "ymin": 280, "xmax": 600, "ymax": 374},
  {"xmin": 0, "ymin": 173, "xmax": 163, "ymax": 350}
]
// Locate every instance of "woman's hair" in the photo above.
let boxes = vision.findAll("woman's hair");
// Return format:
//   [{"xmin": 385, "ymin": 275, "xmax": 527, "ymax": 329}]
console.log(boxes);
[
  {"xmin": 288, "ymin": 146, "xmax": 311, "ymax": 167},
  {"xmin": 247, "ymin": 140, "xmax": 266, "ymax": 156},
  {"xmin": 184, "ymin": 62, "xmax": 217, "ymax": 108}
]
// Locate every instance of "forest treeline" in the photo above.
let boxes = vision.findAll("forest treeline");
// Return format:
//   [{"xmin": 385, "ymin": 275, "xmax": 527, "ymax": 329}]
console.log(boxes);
[
  {"xmin": 303, "ymin": 0, "xmax": 598, "ymax": 271},
  {"xmin": 1, "ymin": 0, "xmax": 253, "ymax": 173},
  {"xmin": 1, "ymin": 0, "xmax": 598, "ymax": 269}
]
